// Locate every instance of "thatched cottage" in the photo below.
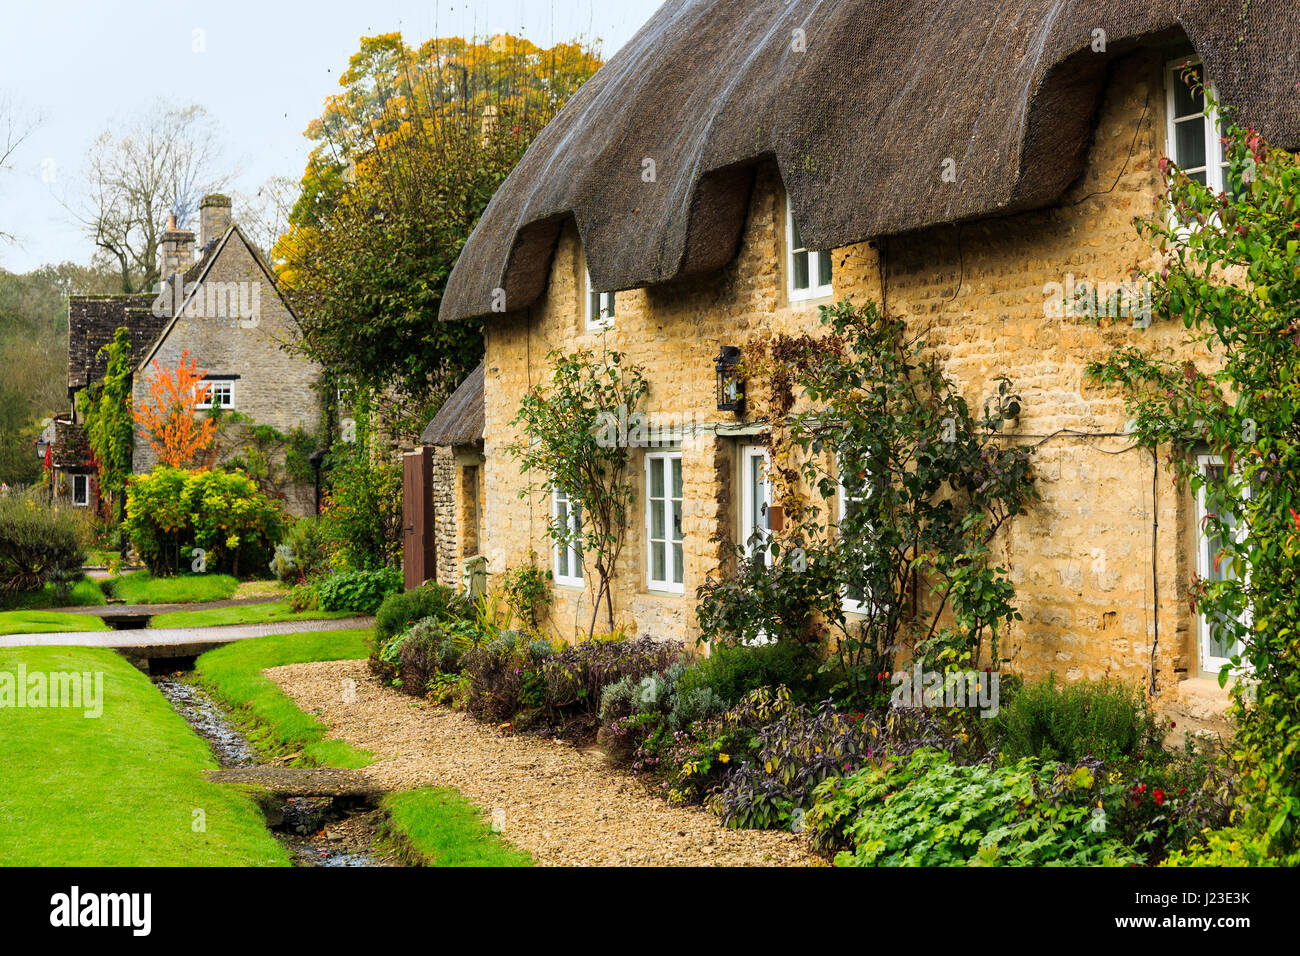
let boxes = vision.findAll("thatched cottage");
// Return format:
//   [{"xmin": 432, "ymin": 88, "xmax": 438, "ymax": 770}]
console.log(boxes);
[
  {"xmin": 57, "ymin": 195, "xmax": 324, "ymax": 516},
  {"xmin": 431, "ymin": 0, "xmax": 1300, "ymax": 728}
]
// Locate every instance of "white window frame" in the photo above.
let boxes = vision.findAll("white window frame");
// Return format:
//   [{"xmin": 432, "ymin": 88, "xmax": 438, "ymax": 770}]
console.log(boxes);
[
  {"xmin": 645, "ymin": 449, "xmax": 684, "ymax": 593},
  {"xmin": 1164, "ymin": 57, "xmax": 1229, "ymax": 197},
  {"xmin": 552, "ymin": 487, "xmax": 583, "ymax": 588},
  {"xmin": 1194, "ymin": 454, "xmax": 1251, "ymax": 674},
  {"xmin": 71, "ymin": 473, "xmax": 90, "ymax": 508},
  {"xmin": 584, "ymin": 269, "xmax": 615, "ymax": 331},
  {"xmin": 740, "ymin": 445, "xmax": 772, "ymax": 567},
  {"xmin": 196, "ymin": 379, "xmax": 235, "ymax": 409},
  {"xmin": 838, "ymin": 478, "xmax": 869, "ymax": 615},
  {"xmin": 785, "ymin": 196, "xmax": 833, "ymax": 302}
]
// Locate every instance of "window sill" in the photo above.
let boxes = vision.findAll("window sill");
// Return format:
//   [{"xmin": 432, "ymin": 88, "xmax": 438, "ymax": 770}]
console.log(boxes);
[{"xmin": 644, "ymin": 585, "xmax": 686, "ymax": 597}]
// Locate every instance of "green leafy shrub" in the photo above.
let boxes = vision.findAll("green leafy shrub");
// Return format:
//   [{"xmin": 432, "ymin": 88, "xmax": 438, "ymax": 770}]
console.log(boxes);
[
  {"xmin": 807, "ymin": 747, "xmax": 1141, "ymax": 866},
  {"xmin": 124, "ymin": 467, "xmax": 284, "ymax": 577},
  {"xmin": 270, "ymin": 517, "xmax": 329, "ymax": 583},
  {"xmin": 0, "ymin": 492, "xmax": 85, "ymax": 600},
  {"xmin": 500, "ymin": 561, "xmax": 552, "ymax": 628},
  {"xmin": 315, "ymin": 567, "xmax": 402, "ymax": 614},
  {"xmin": 372, "ymin": 583, "xmax": 470, "ymax": 655},
  {"xmin": 318, "ymin": 434, "xmax": 402, "ymax": 571},
  {"xmin": 992, "ymin": 676, "xmax": 1158, "ymax": 763},
  {"xmin": 676, "ymin": 641, "xmax": 827, "ymax": 708},
  {"xmin": 288, "ymin": 581, "xmax": 319, "ymax": 612}
]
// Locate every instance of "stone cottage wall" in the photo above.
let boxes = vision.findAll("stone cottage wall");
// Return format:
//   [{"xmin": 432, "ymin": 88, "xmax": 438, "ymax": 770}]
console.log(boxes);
[
  {"xmin": 132, "ymin": 235, "xmax": 323, "ymax": 517},
  {"xmin": 480, "ymin": 51, "xmax": 1220, "ymax": 705}
]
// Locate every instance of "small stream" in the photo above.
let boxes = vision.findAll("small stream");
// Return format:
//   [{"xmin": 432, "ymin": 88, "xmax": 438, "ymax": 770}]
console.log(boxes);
[{"xmin": 154, "ymin": 674, "xmax": 392, "ymax": 867}]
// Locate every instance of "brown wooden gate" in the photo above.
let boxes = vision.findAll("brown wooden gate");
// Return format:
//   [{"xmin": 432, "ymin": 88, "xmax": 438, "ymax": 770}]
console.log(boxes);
[{"xmin": 402, "ymin": 447, "xmax": 436, "ymax": 590}]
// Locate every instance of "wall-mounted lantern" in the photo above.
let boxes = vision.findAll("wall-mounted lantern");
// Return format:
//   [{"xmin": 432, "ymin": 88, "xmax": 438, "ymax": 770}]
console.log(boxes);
[{"xmin": 714, "ymin": 346, "xmax": 745, "ymax": 416}]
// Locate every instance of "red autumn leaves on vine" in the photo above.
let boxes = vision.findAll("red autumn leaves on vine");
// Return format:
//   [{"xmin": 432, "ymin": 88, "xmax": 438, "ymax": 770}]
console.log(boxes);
[{"xmin": 133, "ymin": 350, "xmax": 217, "ymax": 468}]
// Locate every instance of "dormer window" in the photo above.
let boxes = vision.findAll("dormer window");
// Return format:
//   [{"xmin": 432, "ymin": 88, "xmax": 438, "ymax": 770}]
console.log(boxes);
[
  {"xmin": 1165, "ymin": 57, "xmax": 1230, "ymax": 195},
  {"xmin": 786, "ymin": 196, "xmax": 833, "ymax": 302},
  {"xmin": 585, "ymin": 269, "xmax": 615, "ymax": 331}
]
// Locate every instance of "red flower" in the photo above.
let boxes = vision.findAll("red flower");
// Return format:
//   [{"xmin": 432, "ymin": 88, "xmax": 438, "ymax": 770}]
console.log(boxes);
[
  {"xmin": 1291, "ymin": 508, "xmax": 1300, "ymax": 532},
  {"xmin": 1154, "ymin": 789, "xmax": 1166, "ymax": 805}
]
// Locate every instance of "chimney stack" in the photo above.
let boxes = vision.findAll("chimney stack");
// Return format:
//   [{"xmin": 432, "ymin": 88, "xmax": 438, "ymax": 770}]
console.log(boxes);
[
  {"xmin": 199, "ymin": 194, "xmax": 233, "ymax": 250},
  {"xmin": 159, "ymin": 214, "xmax": 195, "ymax": 282}
]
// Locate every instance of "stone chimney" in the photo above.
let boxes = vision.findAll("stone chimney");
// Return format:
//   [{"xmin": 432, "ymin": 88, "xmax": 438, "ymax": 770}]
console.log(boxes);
[
  {"xmin": 159, "ymin": 214, "xmax": 195, "ymax": 281},
  {"xmin": 199, "ymin": 194, "xmax": 233, "ymax": 250}
]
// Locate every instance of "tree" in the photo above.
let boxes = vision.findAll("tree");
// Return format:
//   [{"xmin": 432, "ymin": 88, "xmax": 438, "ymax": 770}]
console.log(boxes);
[
  {"xmin": 133, "ymin": 350, "xmax": 216, "ymax": 468},
  {"xmin": 78, "ymin": 327, "xmax": 135, "ymax": 520},
  {"xmin": 75, "ymin": 101, "xmax": 233, "ymax": 293},
  {"xmin": 1087, "ymin": 88, "xmax": 1300, "ymax": 862},
  {"xmin": 0, "ymin": 262, "xmax": 120, "ymax": 484},
  {"xmin": 696, "ymin": 302, "xmax": 1037, "ymax": 703},
  {"xmin": 0, "ymin": 93, "xmax": 38, "ymax": 244},
  {"xmin": 275, "ymin": 33, "xmax": 602, "ymax": 438},
  {"xmin": 509, "ymin": 348, "xmax": 648, "ymax": 638}
]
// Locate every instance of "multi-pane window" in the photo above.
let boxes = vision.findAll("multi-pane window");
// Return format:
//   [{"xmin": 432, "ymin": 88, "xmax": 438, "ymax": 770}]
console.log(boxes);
[
  {"xmin": 1195, "ymin": 456, "xmax": 1248, "ymax": 672},
  {"xmin": 198, "ymin": 379, "xmax": 235, "ymax": 409},
  {"xmin": 741, "ymin": 445, "xmax": 772, "ymax": 566},
  {"xmin": 645, "ymin": 450, "xmax": 684, "ymax": 591},
  {"xmin": 72, "ymin": 473, "xmax": 90, "ymax": 507},
  {"xmin": 585, "ymin": 269, "xmax": 615, "ymax": 331},
  {"xmin": 553, "ymin": 487, "xmax": 583, "ymax": 587},
  {"xmin": 786, "ymin": 197, "xmax": 833, "ymax": 301},
  {"xmin": 1166, "ymin": 58, "xmax": 1231, "ymax": 196}
]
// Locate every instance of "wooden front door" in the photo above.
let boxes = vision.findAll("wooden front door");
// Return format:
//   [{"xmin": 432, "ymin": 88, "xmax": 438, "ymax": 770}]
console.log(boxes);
[{"xmin": 402, "ymin": 447, "xmax": 436, "ymax": 590}]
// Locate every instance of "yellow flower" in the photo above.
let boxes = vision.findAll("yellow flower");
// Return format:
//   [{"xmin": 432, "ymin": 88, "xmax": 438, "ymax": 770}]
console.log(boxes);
[{"xmin": 718, "ymin": 753, "xmax": 730, "ymax": 763}]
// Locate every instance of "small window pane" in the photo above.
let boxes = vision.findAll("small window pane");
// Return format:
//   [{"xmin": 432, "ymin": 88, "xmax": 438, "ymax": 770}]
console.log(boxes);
[
  {"xmin": 671, "ymin": 457, "xmax": 682, "ymax": 498},
  {"xmin": 1173, "ymin": 67, "xmax": 1204, "ymax": 117},
  {"xmin": 817, "ymin": 250, "xmax": 832, "ymax": 287},
  {"xmin": 652, "ymin": 541, "xmax": 665, "ymax": 581},
  {"xmin": 1175, "ymin": 120, "xmax": 1207, "ymax": 170},
  {"xmin": 672, "ymin": 543, "xmax": 683, "ymax": 584},
  {"xmin": 652, "ymin": 503, "xmax": 665, "ymax": 540},
  {"xmin": 792, "ymin": 250, "xmax": 810, "ymax": 291},
  {"xmin": 671, "ymin": 498, "xmax": 682, "ymax": 542},
  {"xmin": 650, "ymin": 460, "xmax": 664, "ymax": 498}
]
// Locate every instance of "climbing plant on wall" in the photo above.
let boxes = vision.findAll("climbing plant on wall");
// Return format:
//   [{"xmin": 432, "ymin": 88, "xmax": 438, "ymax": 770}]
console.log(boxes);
[
  {"xmin": 1087, "ymin": 90, "xmax": 1300, "ymax": 863},
  {"xmin": 509, "ymin": 348, "xmax": 648, "ymax": 638},
  {"xmin": 77, "ymin": 326, "xmax": 135, "ymax": 522}
]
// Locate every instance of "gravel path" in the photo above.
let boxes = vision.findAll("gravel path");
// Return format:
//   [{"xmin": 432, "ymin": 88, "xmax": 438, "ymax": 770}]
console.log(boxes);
[{"xmin": 267, "ymin": 659, "xmax": 819, "ymax": 867}]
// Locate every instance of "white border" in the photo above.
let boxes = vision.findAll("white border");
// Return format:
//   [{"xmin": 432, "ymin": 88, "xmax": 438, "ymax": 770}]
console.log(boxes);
[
  {"xmin": 785, "ymin": 196, "xmax": 833, "ymax": 302},
  {"xmin": 644, "ymin": 449, "xmax": 684, "ymax": 593}
]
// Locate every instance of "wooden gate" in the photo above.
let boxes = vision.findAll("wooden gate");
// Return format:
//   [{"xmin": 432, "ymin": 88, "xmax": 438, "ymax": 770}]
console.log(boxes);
[{"xmin": 402, "ymin": 447, "xmax": 436, "ymax": 590}]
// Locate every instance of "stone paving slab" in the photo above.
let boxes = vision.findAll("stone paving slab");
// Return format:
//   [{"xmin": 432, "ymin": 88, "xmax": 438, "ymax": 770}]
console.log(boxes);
[
  {"xmin": 206, "ymin": 766, "xmax": 385, "ymax": 799},
  {"xmin": 0, "ymin": 616, "xmax": 375, "ymax": 649}
]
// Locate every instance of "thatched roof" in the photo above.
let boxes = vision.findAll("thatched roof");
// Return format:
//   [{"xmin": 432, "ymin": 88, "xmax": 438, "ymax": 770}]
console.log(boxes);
[
  {"xmin": 441, "ymin": 0, "xmax": 1300, "ymax": 323},
  {"xmin": 420, "ymin": 362, "xmax": 485, "ymax": 447}
]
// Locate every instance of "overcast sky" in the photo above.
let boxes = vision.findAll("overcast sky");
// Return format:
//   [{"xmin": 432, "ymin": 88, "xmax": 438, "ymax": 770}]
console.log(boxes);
[{"xmin": 0, "ymin": 0, "xmax": 663, "ymax": 273}]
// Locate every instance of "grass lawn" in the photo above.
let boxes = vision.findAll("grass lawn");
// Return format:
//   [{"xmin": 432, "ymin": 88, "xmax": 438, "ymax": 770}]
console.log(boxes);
[
  {"xmin": 150, "ymin": 600, "xmax": 353, "ymax": 629},
  {"xmin": 0, "ymin": 579, "xmax": 106, "ymax": 611},
  {"xmin": 109, "ymin": 571, "xmax": 240, "ymax": 605},
  {"xmin": 0, "ymin": 646, "xmax": 288, "ymax": 865},
  {"xmin": 194, "ymin": 629, "xmax": 374, "ymax": 768},
  {"xmin": 381, "ymin": 789, "xmax": 534, "ymax": 866},
  {"xmin": 0, "ymin": 610, "xmax": 110, "ymax": 635}
]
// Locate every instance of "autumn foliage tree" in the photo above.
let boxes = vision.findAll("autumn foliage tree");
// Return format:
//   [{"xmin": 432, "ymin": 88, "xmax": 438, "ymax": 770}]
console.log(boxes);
[
  {"xmin": 134, "ymin": 350, "xmax": 216, "ymax": 468},
  {"xmin": 274, "ymin": 33, "xmax": 602, "ymax": 437}
]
